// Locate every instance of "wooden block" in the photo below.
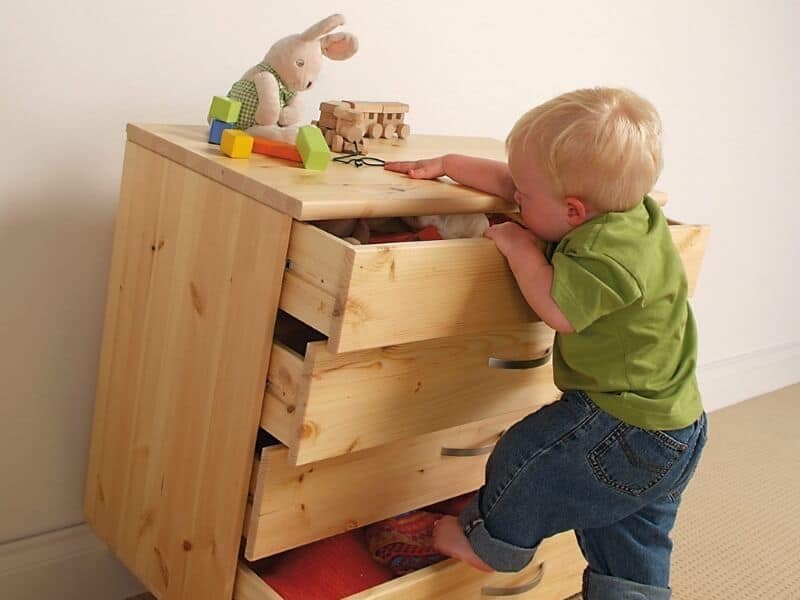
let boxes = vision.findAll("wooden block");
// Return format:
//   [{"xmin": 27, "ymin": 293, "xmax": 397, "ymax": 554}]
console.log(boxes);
[
  {"xmin": 221, "ymin": 129, "xmax": 254, "ymax": 158},
  {"xmin": 295, "ymin": 126, "xmax": 332, "ymax": 171},
  {"xmin": 252, "ymin": 137, "xmax": 302, "ymax": 163},
  {"xmin": 343, "ymin": 100, "xmax": 386, "ymax": 113},
  {"xmin": 208, "ymin": 119, "xmax": 234, "ymax": 145},
  {"xmin": 381, "ymin": 102, "xmax": 410, "ymax": 113},
  {"xmin": 317, "ymin": 113, "xmax": 338, "ymax": 129},
  {"xmin": 333, "ymin": 106, "xmax": 363, "ymax": 122},
  {"xmin": 208, "ymin": 95, "xmax": 241, "ymax": 123},
  {"xmin": 319, "ymin": 101, "xmax": 345, "ymax": 114}
]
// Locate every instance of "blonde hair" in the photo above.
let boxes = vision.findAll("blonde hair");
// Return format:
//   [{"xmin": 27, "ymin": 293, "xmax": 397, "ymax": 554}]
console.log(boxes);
[{"xmin": 506, "ymin": 87, "xmax": 663, "ymax": 212}]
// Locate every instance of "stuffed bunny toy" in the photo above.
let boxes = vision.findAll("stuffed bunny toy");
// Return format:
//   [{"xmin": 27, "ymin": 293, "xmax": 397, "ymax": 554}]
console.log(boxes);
[{"xmin": 228, "ymin": 14, "xmax": 358, "ymax": 142}]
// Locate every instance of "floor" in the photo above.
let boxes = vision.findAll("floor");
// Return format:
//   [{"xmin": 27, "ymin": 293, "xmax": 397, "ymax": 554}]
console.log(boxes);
[
  {"xmin": 670, "ymin": 383, "xmax": 799, "ymax": 599},
  {"xmin": 127, "ymin": 383, "xmax": 800, "ymax": 600}
]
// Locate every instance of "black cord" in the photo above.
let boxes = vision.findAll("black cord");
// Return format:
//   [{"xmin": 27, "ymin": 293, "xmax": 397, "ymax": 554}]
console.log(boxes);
[{"xmin": 332, "ymin": 140, "xmax": 386, "ymax": 168}]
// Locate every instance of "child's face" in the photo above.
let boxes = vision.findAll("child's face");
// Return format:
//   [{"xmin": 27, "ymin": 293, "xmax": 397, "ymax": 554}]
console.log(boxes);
[{"xmin": 508, "ymin": 147, "xmax": 575, "ymax": 242}]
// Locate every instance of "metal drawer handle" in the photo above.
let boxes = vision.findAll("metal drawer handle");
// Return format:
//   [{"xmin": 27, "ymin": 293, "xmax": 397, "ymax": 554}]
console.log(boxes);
[
  {"xmin": 488, "ymin": 347, "xmax": 552, "ymax": 370},
  {"xmin": 441, "ymin": 430, "xmax": 504, "ymax": 457},
  {"xmin": 441, "ymin": 443, "xmax": 496, "ymax": 457},
  {"xmin": 481, "ymin": 561, "xmax": 545, "ymax": 596}
]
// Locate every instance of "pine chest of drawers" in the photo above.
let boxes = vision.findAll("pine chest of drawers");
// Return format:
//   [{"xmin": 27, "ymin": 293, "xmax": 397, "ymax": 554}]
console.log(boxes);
[{"xmin": 86, "ymin": 124, "xmax": 708, "ymax": 600}]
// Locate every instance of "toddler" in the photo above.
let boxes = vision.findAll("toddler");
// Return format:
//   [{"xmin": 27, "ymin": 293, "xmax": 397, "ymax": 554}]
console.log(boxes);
[{"xmin": 384, "ymin": 87, "xmax": 707, "ymax": 599}]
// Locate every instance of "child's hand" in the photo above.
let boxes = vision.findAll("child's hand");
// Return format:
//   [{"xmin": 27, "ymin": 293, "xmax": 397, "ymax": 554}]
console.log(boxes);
[
  {"xmin": 484, "ymin": 222, "xmax": 539, "ymax": 259},
  {"xmin": 384, "ymin": 156, "xmax": 446, "ymax": 179}
]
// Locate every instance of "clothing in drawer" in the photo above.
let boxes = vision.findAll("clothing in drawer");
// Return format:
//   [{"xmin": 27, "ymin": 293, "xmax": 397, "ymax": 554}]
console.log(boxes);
[
  {"xmin": 235, "ymin": 529, "xmax": 584, "ymax": 599},
  {"xmin": 261, "ymin": 312, "xmax": 558, "ymax": 465}
]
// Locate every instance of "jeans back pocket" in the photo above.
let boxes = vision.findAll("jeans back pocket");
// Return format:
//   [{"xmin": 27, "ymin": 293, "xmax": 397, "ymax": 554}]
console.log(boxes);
[{"xmin": 587, "ymin": 423, "xmax": 689, "ymax": 497}]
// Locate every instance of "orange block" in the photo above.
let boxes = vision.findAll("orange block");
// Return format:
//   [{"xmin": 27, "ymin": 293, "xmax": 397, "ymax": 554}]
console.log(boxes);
[{"xmin": 252, "ymin": 137, "xmax": 303, "ymax": 163}]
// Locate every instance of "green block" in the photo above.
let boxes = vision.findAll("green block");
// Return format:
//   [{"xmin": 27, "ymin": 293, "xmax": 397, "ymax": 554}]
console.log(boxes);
[
  {"xmin": 208, "ymin": 96, "xmax": 241, "ymax": 124},
  {"xmin": 296, "ymin": 125, "xmax": 332, "ymax": 171}
]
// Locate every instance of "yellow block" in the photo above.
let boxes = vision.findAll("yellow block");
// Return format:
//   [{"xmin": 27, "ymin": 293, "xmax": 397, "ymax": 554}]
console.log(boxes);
[{"xmin": 221, "ymin": 129, "xmax": 254, "ymax": 158}]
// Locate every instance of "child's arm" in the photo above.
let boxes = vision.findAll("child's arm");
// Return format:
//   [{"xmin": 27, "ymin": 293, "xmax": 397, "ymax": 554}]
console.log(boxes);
[
  {"xmin": 384, "ymin": 154, "xmax": 516, "ymax": 202},
  {"xmin": 485, "ymin": 222, "xmax": 575, "ymax": 333}
]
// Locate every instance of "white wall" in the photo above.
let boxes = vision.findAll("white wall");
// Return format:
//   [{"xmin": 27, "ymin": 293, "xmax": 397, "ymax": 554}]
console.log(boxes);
[{"xmin": 1, "ymin": 0, "xmax": 798, "ymax": 594}]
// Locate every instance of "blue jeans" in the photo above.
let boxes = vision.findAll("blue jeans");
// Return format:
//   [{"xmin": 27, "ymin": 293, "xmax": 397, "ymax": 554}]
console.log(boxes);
[{"xmin": 458, "ymin": 390, "xmax": 707, "ymax": 599}]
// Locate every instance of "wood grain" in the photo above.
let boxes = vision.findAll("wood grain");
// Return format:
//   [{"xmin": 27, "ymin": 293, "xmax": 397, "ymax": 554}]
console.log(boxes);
[
  {"xmin": 84, "ymin": 142, "xmax": 291, "ymax": 600},
  {"xmin": 261, "ymin": 323, "xmax": 557, "ymax": 464},
  {"xmin": 245, "ymin": 407, "xmax": 539, "ymax": 559}
]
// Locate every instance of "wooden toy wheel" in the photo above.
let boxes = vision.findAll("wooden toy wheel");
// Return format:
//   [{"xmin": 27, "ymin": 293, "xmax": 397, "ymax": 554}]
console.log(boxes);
[
  {"xmin": 367, "ymin": 123, "xmax": 383, "ymax": 139},
  {"xmin": 332, "ymin": 134, "xmax": 344, "ymax": 153},
  {"xmin": 397, "ymin": 124, "xmax": 410, "ymax": 139},
  {"xmin": 382, "ymin": 123, "xmax": 396, "ymax": 139}
]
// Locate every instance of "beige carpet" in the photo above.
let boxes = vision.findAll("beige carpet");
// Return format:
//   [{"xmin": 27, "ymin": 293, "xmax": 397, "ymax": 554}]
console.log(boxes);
[{"xmin": 670, "ymin": 383, "xmax": 800, "ymax": 599}]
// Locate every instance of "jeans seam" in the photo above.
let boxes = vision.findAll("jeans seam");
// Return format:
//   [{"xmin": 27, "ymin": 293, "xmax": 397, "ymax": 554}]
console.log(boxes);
[
  {"xmin": 648, "ymin": 428, "xmax": 690, "ymax": 452},
  {"xmin": 587, "ymin": 423, "xmax": 681, "ymax": 497},
  {"xmin": 484, "ymin": 399, "xmax": 600, "ymax": 519},
  {"xmin": 666, "ymin": 416, "xmax": 707, "ymax": 502}
]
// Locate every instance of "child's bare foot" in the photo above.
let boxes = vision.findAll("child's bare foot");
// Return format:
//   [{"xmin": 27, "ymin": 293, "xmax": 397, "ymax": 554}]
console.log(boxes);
[{"xmin": 432, "ymin": 515, "xmax": 494, "ymax": 572}]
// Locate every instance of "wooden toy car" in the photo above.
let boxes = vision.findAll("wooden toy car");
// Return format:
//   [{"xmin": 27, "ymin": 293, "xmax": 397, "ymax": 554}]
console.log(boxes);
[{"xmin": 313, "ymin": 101, "xmax": 410, "ymax": 154}]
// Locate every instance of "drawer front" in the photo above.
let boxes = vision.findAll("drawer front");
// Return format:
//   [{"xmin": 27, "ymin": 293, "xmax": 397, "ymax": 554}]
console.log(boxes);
[
  {"xmin": 666, "ymin": 221, "xmax": 710, "ymax": 297},
  {"xmin": 235, "ymin": 530, "xmax": 585, "ymax": 600},
  {"xmin": 279, "ymin": 220, "xmax": 709, "ymax": 353},
  {"xmin": 279, "ymin": 221, "xmax": 537, "ymax": 353},
  {"xmin": 244, "ymin": 408, "xmax": 538, "ymax": 560},
  {"xmin": 262, "ymin": 322, "xmax": 557, "ymax": 465}
]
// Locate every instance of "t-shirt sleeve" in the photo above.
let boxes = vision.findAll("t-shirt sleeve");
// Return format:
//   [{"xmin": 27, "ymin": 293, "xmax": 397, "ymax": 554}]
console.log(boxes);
[{"xmin": 551, "ymin": 251, "xmax": 642, "ymax": 333}]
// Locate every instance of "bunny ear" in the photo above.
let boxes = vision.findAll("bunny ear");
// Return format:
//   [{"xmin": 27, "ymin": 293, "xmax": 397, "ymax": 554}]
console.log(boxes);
[
  {"xmin": 300, "ymin": 14, "xmax": 345, "ymax": 41},
  {"xmin": 321, "ymin": 32, "xmax": 358, "ymax": 60}
]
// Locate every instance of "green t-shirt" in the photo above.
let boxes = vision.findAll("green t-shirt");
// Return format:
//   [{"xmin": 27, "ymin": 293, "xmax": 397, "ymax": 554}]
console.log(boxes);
[{"xmin": 548, "ymin": 196, "xmax": 702, "ymax": 430}]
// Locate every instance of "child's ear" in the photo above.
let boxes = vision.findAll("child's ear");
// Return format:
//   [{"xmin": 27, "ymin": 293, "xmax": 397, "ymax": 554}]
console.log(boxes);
[{"xmin": 565, "ymin": 196, "xmax": 590, "ymax": 226}]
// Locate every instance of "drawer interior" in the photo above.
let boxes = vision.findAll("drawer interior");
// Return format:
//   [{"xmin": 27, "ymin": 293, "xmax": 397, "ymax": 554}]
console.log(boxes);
[{"xmin": 235, "ymin": 522, "xmax": 584, "ymax": 600}]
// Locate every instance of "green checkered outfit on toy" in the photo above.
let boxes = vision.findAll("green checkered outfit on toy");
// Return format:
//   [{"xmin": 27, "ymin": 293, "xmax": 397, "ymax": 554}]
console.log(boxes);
[{"xmin": 227, "ymin": 63, "xmax": 296, "ymax": 130}]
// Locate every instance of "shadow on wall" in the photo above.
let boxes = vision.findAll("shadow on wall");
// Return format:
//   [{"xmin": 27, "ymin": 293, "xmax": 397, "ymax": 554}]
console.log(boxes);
[{"xmin": 0, "ymin": 176, "xmax": 118, "ymax": 543}]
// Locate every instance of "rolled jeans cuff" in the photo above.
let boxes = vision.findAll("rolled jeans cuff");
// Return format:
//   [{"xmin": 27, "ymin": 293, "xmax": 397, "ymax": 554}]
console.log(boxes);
[
  {"xmin": 583, "ymin": 568, "xmax": 672, "ymax": 599},
  {"xmin": 457, "ymin": 493, "xmax": 538, "ymax": 572}
]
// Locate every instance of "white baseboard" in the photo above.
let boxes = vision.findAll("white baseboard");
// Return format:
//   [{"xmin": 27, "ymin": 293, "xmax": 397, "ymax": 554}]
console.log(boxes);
[
  {"xmin": 0, "ymin": 524, "xmax": 143, "ymax": 600},
  {"xmin": 698, "ymin": 342, "xmax": 800, "ymax": 412},
  {"xmin": 0, "ymin": 345, "xmax": 796, "ymax": 600}
]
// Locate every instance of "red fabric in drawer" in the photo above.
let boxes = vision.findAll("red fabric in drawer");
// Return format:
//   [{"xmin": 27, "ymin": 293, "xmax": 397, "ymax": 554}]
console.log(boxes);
[{"xmin": 257, "ymin": 529, "xmax": 393, "ymax": 599}]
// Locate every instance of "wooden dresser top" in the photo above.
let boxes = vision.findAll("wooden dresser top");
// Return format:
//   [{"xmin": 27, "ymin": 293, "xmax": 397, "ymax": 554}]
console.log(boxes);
[{"xmin": 126, "ymin": 123, "xmax": 516, "ymax": 221}]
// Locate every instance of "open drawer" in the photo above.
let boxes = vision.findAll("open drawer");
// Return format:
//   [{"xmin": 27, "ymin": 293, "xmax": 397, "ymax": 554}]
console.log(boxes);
[
  {"xmin": 279, "ymin": 221, "xmax": 537, "ymax": 353},
  {"xmin": 279, "ymin": 219, "xmax": 709, "ymax": 353},
  {"xmin": 235, "ymin": 529, "xmax": 585, "ymax": 600},
  {"xmin": 244, "ymin": 407, "xmax": 541, "ymax": 560},
  {"xmin": 667, "ymin": 220, "xmax": 710, "ymax": 297},
  {"xmin": 261, "ymin": 317, "xmax": 558, "ymax": 465}
]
